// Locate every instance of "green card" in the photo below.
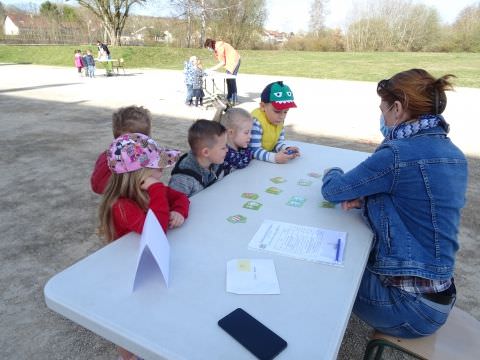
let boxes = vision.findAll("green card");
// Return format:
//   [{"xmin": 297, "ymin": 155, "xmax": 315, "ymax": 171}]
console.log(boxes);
[
  {"xmin": 266, "ymin": 186, "xmax": 282, "ymax": 195},
  {"xmin": 243, "ymin": 201, "xmax": 263, "ymax": 210},
  {"xmin": 270, "ymin": 176, "xmax": 286, "ymax": 184},
  {"xmin": 227, "ymin": 214, "xmax": 247, "ymax": 223},
  {"xmin": 286, "ymin": 196, "xmax": 306, "ymax": 207},
  {"xmin": 297, "ymin": 179, "xmax": 313, "ymax": 186},
  {"xmin": 241, "ymin": 192, "xmax": 259, "ymax": 200},
  {"xmin": 320, "ymin": 201, "xmax": 336, "ymax": 208}
]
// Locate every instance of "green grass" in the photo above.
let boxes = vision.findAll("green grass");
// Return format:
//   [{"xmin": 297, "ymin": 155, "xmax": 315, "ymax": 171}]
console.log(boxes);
[{"xmin": 1, "ymin": 45, "xmax": 479, "ymax": 87}]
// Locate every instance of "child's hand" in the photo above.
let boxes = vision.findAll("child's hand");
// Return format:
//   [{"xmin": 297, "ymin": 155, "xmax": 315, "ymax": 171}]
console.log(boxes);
[
  {"xmin": 275, "ymin": 147, "xmax": 300, "ymax": 163},
  {"xmin": 285, "ymin": 146, "xmax": 300, "ymax": 157},
  {"xmin": 341, "ymin": 198, "xmax": 364, "ymax": 211},
  {"xmin": 140, "ymin": 177, "xmax": 161, "ymax": 191},
  {"xmin": 169, "ymin": 211, "xmax": 185, "ymax": 229}
]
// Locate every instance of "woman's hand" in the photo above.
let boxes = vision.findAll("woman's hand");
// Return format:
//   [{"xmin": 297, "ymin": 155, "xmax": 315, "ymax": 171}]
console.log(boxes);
[
  {"xmin": 169, "ymin": 211, "xmax": 185, "ymax": 229},
  {"xmin": 341, "ymin": 198, "xmax": 364, "ymax": 211}
]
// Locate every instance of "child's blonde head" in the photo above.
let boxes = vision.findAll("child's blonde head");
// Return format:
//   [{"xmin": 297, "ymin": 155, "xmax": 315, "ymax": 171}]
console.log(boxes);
[
  {"xmin": 219, "ymin": 108, "xmax": 252, "ymax": 130},
  {"xmin": 112, "ymin": 105, "xmax": 152, "ymax": 138}
]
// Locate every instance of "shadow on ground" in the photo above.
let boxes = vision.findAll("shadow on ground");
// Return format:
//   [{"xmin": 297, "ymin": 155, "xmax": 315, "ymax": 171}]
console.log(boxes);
[{"xmin": 0, "ymin": 94, "xmax": 478, "ymax": 360}]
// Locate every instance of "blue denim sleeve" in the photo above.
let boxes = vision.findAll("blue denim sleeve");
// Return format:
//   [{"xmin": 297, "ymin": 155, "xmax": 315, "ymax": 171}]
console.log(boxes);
[{"xmin": 321, "ymin": 146, "xmax": 395, "ymax": 203}]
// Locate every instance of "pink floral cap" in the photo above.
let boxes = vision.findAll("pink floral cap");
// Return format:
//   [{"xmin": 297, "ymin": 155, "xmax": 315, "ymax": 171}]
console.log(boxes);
[{"xmin": 107, "ymin": 133, "xmax": 181, "ymax": 174}]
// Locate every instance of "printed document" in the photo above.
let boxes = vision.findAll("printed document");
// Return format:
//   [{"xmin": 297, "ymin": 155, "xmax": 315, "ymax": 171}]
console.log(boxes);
[{"xmin": 248, "ymin": 220, "xmax": 347, "ymax": 266}]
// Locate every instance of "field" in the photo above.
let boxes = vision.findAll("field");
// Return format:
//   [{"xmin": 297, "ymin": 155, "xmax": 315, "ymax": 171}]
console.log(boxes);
[{"xmin": 1, "ymin": 44, "xmax": 479, "ymax": 87}]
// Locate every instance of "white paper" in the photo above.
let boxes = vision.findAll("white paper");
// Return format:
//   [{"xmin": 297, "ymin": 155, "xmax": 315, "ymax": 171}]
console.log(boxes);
[
  {"xmin": 132, "ymin": 210, "xmax": 170, "ymax": 291},
  {"xmin": 226, "ymin": 259, "xmax": 280, "ymax": 295},
  {"xmin": 248, "ymin": 220, "xmax": 347, "ymax": 266}
]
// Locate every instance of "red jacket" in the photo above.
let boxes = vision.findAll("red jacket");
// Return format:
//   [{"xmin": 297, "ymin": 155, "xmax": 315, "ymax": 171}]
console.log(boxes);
[
  {"xmin": 91, "ymin": 151, "xmax": 111, "ymax": 194},
  {"xmin": 112, "ymin": 182, "xmax": 190, "ymax": 239}
]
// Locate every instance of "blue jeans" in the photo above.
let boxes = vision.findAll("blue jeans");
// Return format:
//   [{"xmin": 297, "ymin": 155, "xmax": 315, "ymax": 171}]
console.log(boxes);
[
  {"xmin": 353, "ymin": 268, "xmax": 454, "ymax": 338},
  {"xmin": 185, "ymin": 84, "xmax": 193, "ymax": 104}
]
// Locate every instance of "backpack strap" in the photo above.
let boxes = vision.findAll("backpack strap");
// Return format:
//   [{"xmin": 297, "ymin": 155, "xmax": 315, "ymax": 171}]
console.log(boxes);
[{"xmin": 171, "ymin": 153, "xmax": 219, "ymax": 188}]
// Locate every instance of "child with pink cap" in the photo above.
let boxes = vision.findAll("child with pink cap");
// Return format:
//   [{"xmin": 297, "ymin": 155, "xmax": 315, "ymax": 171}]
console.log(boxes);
[
  {"xmin": 98, "ymin": 132, "xmax": 190, "ymax": 242},
  {"xmin": 98, "ymin": 132, "xmax": 189, "ymax": 360}
]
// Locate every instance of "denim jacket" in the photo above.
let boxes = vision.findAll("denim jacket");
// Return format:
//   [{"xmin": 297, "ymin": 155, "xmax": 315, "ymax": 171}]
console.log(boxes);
[{"xmin": 321, "ymin": 125, "xmax": 468, "ymax": 280}]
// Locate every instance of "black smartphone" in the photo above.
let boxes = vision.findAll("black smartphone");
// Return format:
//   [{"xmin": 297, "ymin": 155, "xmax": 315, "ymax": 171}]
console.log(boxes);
[{"xmin": 218, "ymin": 308, "xmax": 288, "ymax": 360}]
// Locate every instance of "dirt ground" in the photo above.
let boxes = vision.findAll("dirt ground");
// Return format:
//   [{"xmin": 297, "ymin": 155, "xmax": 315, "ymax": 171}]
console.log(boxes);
[{"xmin": 0, "ymin": 64, "xmax": 478, "ymax": 360}]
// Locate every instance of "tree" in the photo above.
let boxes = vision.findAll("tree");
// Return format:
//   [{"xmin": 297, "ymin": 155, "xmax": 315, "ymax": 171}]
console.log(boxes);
[
  {"xmin": 309, "ymin": 0, "xmax": 329, "ymax": 36},
  {"xmin": 345, "ymin": 0, "xmax": 441, "ymax": 51},
  {"xmin": 40, "ymin": 1, "xmax": 60, "ymax": 18},
  {"xmin": 450, "ymin": 4, "xmax": 480, "ymax": 51},
  {"xmin": 208, "ymin": 0, "xmax": 266, "ymax": 48},
  {"xmin": 75, "ymin": 0, "xmax": 147, "ymax": 45}
]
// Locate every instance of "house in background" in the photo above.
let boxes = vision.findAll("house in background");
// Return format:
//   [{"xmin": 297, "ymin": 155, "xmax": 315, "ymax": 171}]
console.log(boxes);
[
  {"xmin": 262, "ymin": 29, "xmax": 292, "ymax": 45},
  {"xmin": 3, "ymin": 14, "xmax": 23, "ymax": 35}
]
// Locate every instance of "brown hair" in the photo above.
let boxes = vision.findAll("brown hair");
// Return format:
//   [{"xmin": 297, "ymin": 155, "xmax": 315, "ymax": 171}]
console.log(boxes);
[
  {"xmin": 204, "ymin": 38, "xmax": 216, "ymax": 50},
  {"xmin": 112, "ymin": 105, "xmax": 152, "ymax": 138},
  {"xmin": 98, "ymin": 168, "xmax": 150, "ymax": 243},
  {"xmin": 377, "ymin": 68, "xmax": 455, "ymax": 119},
  {"xmin": 188, "ymin": 119, "xmax": 226, "ymax": 156}
]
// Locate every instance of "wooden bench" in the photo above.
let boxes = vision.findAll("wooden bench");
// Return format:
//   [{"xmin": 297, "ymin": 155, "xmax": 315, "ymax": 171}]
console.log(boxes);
[{"xmin": 363, "ymin": 306, "xmax": 480, "ymax": 360}]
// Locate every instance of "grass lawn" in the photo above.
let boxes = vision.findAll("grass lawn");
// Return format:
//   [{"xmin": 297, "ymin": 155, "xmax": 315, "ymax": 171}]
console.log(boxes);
[{"xmin": 0, "ymin": 45, "xmax": 478, "ymax": 88}]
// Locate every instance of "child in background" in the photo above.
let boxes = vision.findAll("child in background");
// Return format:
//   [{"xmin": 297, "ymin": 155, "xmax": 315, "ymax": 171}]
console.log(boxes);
[
  {"xmin": 83, "ymin": 50, "xmax": 96, "ymax": 78},
  {"xmin": 249, "ymin": 81, "xmax": 301, "ymax": 163},
  {"xmin": 219, "ymin": 108, "xmax": 254, "ymax": 175},
  {"xmin": 74, "ymin": 49, "xmax": 84, "ymax": 76},
  {"xmin": 183, "ymin": 56, "xmax": 196, "ymax": 106},
  {"xmin": 169, "ymin": 120, "xmax": 227, "ymax": 197},
  {"xmin": 90, "ymin": 106, "xmax": 152, "ymax": 194},
  {"xmin": 192, "ymin": 59, "xmax": 205, "ymax": 107},
  {"xmin": 98, "ymin": 133, "xmax": 189, "ymax": 360}
]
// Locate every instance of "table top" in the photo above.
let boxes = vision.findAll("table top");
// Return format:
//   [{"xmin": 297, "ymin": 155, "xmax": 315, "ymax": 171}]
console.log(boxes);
[{"xmin": 45, "ymin": 141, "xmax": 373, "ymax": 360}]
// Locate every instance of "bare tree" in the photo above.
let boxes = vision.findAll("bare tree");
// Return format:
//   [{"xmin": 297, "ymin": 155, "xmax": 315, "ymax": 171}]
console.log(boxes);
[
  {"xmin": 345, "ymin": 0, "xmax": 441, "ymax": 51},
  {"xmin": 75, "ymin": 0, "xmax": 147, "ymax": 45},
  {"xmin": 451, "ymin": 4, "xmax": 480, "ymax": 51},
  {"xmin": 309, "ymin": 0, "xmax": 329, "ymax": 36}
]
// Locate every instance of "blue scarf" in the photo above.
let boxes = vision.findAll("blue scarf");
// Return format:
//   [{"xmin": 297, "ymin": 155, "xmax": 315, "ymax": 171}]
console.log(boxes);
[{"xmin": 391, "ymin": 114, "xmax": 449, "ymax": 140}]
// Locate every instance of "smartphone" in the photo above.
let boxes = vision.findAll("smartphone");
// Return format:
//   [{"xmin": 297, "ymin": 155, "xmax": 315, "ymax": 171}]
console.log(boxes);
[{"xmin": 218, "ymin": 308, "xmax": 287, "ymax": 360}]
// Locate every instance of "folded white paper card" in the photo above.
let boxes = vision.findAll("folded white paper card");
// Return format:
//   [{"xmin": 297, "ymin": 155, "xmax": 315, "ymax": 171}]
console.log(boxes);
[
  {"xmin": 226, "ymin": 259, "xmax": 280, "ymax": 295},
  {"xmin": 132, "ymin": 209, "xmax": 170, "ymax": 291}
]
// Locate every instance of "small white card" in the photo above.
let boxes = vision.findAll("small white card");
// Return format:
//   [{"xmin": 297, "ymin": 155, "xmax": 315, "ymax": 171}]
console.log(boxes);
[
  {"xmin": 226, "ymin": 259, "xmax": 280, "ymax": 295},
  {"xmin": 132, "ymin": 210, "xmax": 170, "ymax": 291}
]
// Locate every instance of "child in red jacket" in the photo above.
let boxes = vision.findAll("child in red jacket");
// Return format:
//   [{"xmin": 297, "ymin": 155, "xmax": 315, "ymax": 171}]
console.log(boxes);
[{"xmin": 98, "ymin": 132, "xmax": 190, "ymax": 242}]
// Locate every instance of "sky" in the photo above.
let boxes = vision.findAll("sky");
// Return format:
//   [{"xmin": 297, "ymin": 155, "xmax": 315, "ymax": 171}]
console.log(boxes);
[
  {"xmin": 3, "ymin": 0, "xmax": 479, "ymax": 33},
  {"xmin": 265, "ymin": 0, "xmax": 479, "ymax": 32}
]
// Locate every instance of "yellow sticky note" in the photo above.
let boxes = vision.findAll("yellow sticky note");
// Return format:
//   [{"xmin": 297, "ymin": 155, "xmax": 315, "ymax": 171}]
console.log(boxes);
[{"xmin": 237, "ymin": 259, "xmax": 251, "ymax": 272}]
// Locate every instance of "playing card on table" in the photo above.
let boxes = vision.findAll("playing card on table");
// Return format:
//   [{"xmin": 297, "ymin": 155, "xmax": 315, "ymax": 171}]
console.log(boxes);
[
  {"xmin": 243, "ymin": 201, "xmax": 263, "ymax": 210},
  {"xmin": 286, "ymin": 196, "xmax": 306, "ymax": 207},
  {"xmin": 241, "ymin": 192, "xmax": 259, "ymax": 200},
  {"xmin": 270, "ymin": 176, "xmax": 286, "ymax": 184},
  {"xmin": 266, "ymin": 186, "xmax": 282, "ymax": 195}
]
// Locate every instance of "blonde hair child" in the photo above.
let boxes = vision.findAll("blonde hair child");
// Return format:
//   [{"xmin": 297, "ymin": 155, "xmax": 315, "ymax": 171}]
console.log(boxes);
[{"xmin": 219, "ymin": 107, "xmax": 254, "ymax": 175}]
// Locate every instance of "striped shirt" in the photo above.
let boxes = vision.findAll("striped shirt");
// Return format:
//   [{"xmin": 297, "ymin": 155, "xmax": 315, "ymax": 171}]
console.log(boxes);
[
  {"xmin": 380, "ymin": 275, "xmax": 452, "ymax": 294},
  {"xmin": 249, "ymin": 119, "xmax": 286, "ymax": 163}
]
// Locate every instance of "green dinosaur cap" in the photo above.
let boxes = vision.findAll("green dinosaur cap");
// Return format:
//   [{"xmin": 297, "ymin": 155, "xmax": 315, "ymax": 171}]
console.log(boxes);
[{"xmin": 260, "ymin": 81, "xmax": 297, "ymax": 110}]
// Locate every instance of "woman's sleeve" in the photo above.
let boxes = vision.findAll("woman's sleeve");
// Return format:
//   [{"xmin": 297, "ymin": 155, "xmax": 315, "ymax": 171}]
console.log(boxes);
[{"xmin": 321, "ymin": 146, "xmax": 396, "ymax": 203}]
